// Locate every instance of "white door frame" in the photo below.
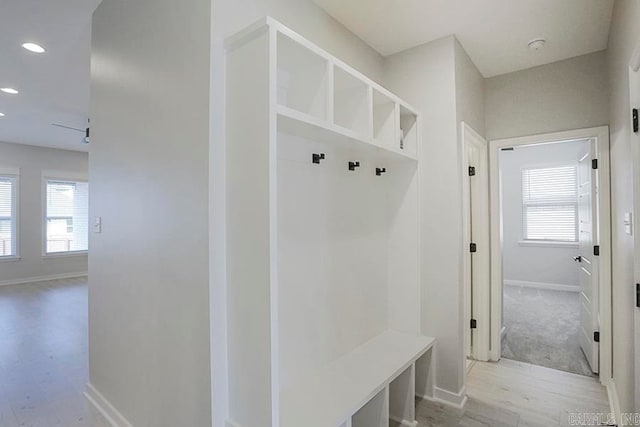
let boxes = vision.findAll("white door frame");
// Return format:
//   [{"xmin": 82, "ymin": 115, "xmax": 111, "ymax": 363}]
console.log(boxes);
[
  {"xmin": 460, "ymin": 122, "xmax": 490, "ymax": 362},
  {"xmin": 488, "ymin": 126, "xmax": 612, "ymax": 386},
  {"xmin": 628, "ymin": 42, "xmax": 640, "ymax": 411}
]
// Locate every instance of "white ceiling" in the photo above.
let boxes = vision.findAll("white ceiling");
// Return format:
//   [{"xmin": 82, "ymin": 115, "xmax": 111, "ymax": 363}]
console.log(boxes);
[
  {"xmin": 313, "ymin": 0, "xmax": 614, "ymax": 77},
  {"xmin": 0, "ymin": 0, "xmax": 101, "ymax": 152},
  {"xmin": 0, "ymin": 1, "xmax": 614, "ymax": 151}
]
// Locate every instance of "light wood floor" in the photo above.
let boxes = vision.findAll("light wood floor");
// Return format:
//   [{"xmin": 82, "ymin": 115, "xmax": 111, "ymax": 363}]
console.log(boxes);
[
  {"xmin": 410, "ymin": 359, "xmax": 611, "ymax": 427},
  {"xmin": 0, "ymin": 277, "xmax": 109, "ymax": 427},
  {"xmin": 1, "ymin": 278, "xmax": 610, "ymax": 427}
]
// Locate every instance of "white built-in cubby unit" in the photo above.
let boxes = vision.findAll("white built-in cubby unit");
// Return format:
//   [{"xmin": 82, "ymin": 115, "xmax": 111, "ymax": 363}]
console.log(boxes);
[{"xmin": 225, "ymin": 18, "xmax": 434, "ymax": 427}]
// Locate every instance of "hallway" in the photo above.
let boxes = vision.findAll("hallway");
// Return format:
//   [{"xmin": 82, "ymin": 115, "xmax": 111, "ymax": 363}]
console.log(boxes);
[
  {"xmin": 0, "ymin": 278, "xmax": 107, "ymax": 427},
  {"xmin": 411, "ymin": 359, "xmax": 610, "ymax": 426}
]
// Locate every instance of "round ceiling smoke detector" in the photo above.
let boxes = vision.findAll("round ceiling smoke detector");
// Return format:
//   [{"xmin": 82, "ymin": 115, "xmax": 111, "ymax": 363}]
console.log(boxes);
[{"xmin": 528, "ymin": 38, "xmax": 546, "ymax": 51}]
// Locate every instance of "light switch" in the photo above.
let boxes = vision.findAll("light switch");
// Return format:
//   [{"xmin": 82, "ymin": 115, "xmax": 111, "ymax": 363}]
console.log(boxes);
[
  {"xmin": 94, "ymin": 216, "xmax": 102, "ymax": 234},
  {"xmin": 624, "ymin": 212, "xmax": 632, "ymax": 235}
]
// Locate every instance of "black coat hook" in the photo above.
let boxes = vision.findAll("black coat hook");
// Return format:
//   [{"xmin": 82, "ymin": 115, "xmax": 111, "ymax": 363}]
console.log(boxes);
[
  {"xmin": 348, "ymin": 161, "xmax": 360, "ymax": 171},
  {"xmin": 376, "ymin": 167, "xmax": 386, "ymax": 176},
  {"xmin": 312, "ymin": 153, "xmax": 325, "ymax": 164}
]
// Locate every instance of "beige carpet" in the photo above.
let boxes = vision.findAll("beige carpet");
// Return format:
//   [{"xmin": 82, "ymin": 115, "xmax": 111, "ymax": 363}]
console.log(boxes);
[{"xmin": 501, "ymin": 284, "xmax": 595, "ymax": 377}]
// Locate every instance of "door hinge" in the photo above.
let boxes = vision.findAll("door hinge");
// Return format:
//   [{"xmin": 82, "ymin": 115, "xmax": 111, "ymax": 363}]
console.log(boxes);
[
  {"xmin": 470, "ymin": 319, "xmax": 477, "ymax": 329},
  {"xmin": 470, "ymin": 243, "xmax": 477, "ymax": 253},
  {"xmin": 636, "ymin": 283, "xmax": 640, "ymax": 308},
  {"xmin": 468, "ymin": 166, "xmax": 476, "ymax": 176},
  {"xmin": 593, "ymin": 245, "xmax": 600, "ymax": 256},
  {"xmin": 594, "ymin": 331, "xmax": 600, "ymax": 343},
  {"xmin": 592, "ymin": 158, "xmax": 598, "ymax": 170},
  {"xmin": 633, "ymin": 108, "xmax": 638, "ymax": 133}
]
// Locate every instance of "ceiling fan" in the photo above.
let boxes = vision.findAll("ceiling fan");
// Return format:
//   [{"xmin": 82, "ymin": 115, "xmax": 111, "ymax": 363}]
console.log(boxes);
[{"xmin": 51, "ymin": 122, "xmax": 90, "ymax": 144}]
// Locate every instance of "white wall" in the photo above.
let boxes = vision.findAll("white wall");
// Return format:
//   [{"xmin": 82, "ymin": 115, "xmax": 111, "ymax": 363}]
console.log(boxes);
[
  {"xmin": 606, "ymin": 0, "xmax": 640, "ymax": 413},
  {"xmin": 500, "ymin": 141, "xmax": 585, "ymax": 287},
  {"xmin": 383, "ymin": 36, "xmax": 486, "ymax": 401},
  {"xmin": 0, "ymin": 141, "xmax": 88, "ymax": 284},
  {"xmin": 486, "ymin": 51, "xmax": 609, "ymax": 141},
  {"xmin": 89, "ymin": 0, "xmax": 211, "ymax": 426},
  {"xmin": 455, "ymin": 40, "xmax": 485, "ymax": 137},
  {"xmin": 210, "ymin": 2, "xmax": 386, "ymax": 425},
  {"xmin": 212, "ymin": 1, "xmax": 384, "ymax": 83},
  {"xmin": 384, "ymin": 36, "xmax": 465, "ymax": 398}
]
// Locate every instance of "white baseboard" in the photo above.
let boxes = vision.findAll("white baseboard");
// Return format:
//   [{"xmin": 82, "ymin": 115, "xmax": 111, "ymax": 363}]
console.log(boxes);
[
  {"xmin": 420, "ymin": 386, "xmax": 467, "ymax": 409},
  {"xmin": 389, "ymin": 415, "xmax": 418, "ymax": 426},
  {"xmin": 225, "ymin": 420, "xmax": 244, "ymax": 427},
  {"xmin": 84, "ymin": 383, "xmax": 133, "ymax": 427},
  {"xmin": 606, "ymin": 379, "xmax": 621, "ymax": 425},
  {"xmin": 0, "ymin": 271, "xmax": 88, "ymax": 287},
  {"xmin": 504, "ymin": 279, "xmax": 580, "ymax": 293},
  {"xmin": 466, "ymin": 359, "xmax": 476, "ymax": 374}
]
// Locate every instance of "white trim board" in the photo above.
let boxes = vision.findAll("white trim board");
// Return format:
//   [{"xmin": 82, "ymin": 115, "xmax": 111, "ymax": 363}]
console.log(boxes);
[
  {"xmin": 606, "ymin": 380, "xmax": 621, "ymax": 425},
  {"xmin": 503, "ymin": 280, "xmax": 580, "ymax": 293},
  {"xmin": 84, "ymin": 383, "xmax": 134, "ymax": 427},
  {"xmin": 41, "ymin": 169, "xmax": 89, "ymax": 182},
  {"xmin": 629, "ymin": 43, "xmax": 640, "ymax": 413},
  {"xmin": 517, "ymin": 239, "xmax": 578, "ymax": 249},
  {"xmin": 0, "ymin": 166, "xmax": 20, "ymax": 175},
  {"xmin": 420, "ymin": 386, "xmax": 467, "ymax": 409},
  {"xmin": 0, "ymin": 272, "xmax": 87, "ymax": 287}
]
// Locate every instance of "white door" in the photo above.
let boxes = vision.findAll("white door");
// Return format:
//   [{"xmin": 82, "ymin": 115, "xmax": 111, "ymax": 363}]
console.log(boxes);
[
  {"xmin": 576, "ymin": 142, "xmax": 599, "ymax": 374},
  {"xmin": 462, "ymin": 123, "xmax": 490, "ymax": 362},
  {"xmin": 464, "ymin": 143, "xmax": 473, "ymax": 361}
]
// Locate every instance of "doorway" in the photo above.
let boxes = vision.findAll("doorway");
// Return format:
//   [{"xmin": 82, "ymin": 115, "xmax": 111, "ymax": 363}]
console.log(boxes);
[
  {"xmin": 488, "ymin": 127, "xmax": 612, "ymax": 384},
  {"xmin": 497, "ymin": 140, "xmax": 595, "ymax": 376}
]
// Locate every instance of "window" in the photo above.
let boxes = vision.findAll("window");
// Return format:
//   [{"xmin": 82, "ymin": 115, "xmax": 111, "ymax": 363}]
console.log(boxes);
[
  {"xmin": 45, "ymin": 180, "xmax": 89, "ymax": 254},
  {"xmin": 522, "ymin": 165, "xmax": 578, "ymax": 242},
  {"xmin": 0, "ymin": 175, "xmax": 17, "ymax": 257}
]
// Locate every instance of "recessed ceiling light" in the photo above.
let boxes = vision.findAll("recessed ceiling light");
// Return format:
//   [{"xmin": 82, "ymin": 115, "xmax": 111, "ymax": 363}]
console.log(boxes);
[
  {"xmin": 0, "ymin": 113, "xmax": 5, "ymax": 117},
  {"xmin": 1, "ymin": 88, "xmax": 19, "ymax": 95},
  {"xmin": 528, "ymin": 38, "xmax": 546, "ymax": 51},
  {"xmin": 22, "ymin": 42, "xmax": 45, "ymax": 53}
]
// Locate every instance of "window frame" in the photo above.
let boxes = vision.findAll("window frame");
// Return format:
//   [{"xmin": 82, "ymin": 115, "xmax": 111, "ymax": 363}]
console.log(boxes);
[
  {"xmin": 520, "ymin": 162, "xmax": 579, "ymax": 245},
  {"xmin": 0, "ymin": 167, "xmax": 20, "ymax": 262},
  {"xmin": 42, "ymin": 171, "xmax": 89, "ymax": 258}
]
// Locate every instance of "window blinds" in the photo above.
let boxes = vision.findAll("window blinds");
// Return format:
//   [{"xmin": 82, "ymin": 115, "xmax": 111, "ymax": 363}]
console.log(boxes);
[
  {"xmin": 46, "ymin": 180, "xmax": 89, "ymax": 253},
  {"xmin": 0, "ymin": 176, "xmax": 16, "ymax": 257},
  {"xmin": 522, "ymin": 165, "xmax": 578, "ymax": 242}
]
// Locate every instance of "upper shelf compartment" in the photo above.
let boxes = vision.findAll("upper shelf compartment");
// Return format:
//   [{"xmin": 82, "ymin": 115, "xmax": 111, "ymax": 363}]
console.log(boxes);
[
  {"xmin": 399, "ymin": 105, "xmax": 418, "ymax": 157},
  {"xmin": 229, "ymin": 17, "xmax": 420, "ymax": 161},
  {"xmin": 334, "ymin": 65, "xmax": 372, "ymax": 138},
  {"xmin": 277, "ymin": 32, "xmax": 329, "ymax": 121},
  {"xmin": 373, "ymin": 89, "xmax": 396, "ymax": 149}
]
